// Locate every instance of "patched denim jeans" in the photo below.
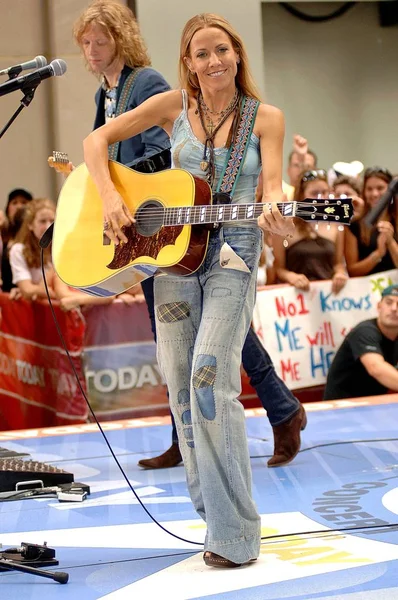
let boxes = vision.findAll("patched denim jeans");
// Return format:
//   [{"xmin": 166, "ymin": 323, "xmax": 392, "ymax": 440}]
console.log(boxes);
[{"xmin": 154, "ymin": 226, "xmax": 262, "ymax": 564}]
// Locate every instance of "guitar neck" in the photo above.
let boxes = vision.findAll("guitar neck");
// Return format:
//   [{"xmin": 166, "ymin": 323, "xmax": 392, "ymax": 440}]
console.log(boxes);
[
  {"xmin": 165, "ymin": 202, "xmax": 291, "ymax": 227},
  {"xmin": 163, "ymin": 197, "xmax": 352, "ymax": 227}
]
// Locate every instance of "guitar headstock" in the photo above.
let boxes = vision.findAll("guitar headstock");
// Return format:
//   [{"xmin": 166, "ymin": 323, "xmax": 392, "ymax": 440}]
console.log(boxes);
[
  {"xmin": 47, "ymin": 151, "xmax": 73, "ymax": 175},
  {"xmin": 295, "ymin": 197, "xmax": 353, "ymax": 226}
]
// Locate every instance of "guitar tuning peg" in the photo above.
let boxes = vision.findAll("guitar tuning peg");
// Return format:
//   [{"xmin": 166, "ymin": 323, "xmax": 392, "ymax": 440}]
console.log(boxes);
[
  {"xmin": 314, "ymin": 223, "xmax": 319, "ymax": 231},
  {"xmin": 338, "ymin": 225, "xmax": 344, "ymax": 231},
  {"xmin": 327, "ymin": 224, "xmax": 331, "ymax": 230}
]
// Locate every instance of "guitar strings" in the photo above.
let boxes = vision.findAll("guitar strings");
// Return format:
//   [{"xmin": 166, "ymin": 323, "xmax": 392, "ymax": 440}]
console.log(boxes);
[
  {"xmin": 123, "ymin": 202, "xmax": 350, "ymax": 215},
  {"xmin": 117, "ymin": 201, "xmax": 351, "ymax": 225}
]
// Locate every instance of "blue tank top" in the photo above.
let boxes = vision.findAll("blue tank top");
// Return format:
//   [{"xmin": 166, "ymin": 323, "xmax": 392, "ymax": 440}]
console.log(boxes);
[{"xmin": 170, "ymin": 90, "xmax": 261, "ymax": 208}]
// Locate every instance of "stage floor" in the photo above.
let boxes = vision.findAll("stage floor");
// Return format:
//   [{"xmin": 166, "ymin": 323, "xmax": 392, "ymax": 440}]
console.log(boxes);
[{"xmin": 1, "ymin": 397, "xmax": 398, "ymax": 599}]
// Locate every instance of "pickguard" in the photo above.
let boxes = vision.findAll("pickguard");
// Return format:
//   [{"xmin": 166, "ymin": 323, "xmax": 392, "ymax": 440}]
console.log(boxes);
[{"xmin": 107, "ymin": 223, "xmax": 184, "ymax": 269}]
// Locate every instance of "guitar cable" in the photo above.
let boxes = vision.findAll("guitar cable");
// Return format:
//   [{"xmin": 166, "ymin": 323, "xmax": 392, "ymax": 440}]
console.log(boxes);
[
  {"xmin": 38, "ymin": 239, "xmax": 398, "ymax": 549},
  {"xmin": 39, "ymin": 245, "xmax": 202, "ymax": 547}
]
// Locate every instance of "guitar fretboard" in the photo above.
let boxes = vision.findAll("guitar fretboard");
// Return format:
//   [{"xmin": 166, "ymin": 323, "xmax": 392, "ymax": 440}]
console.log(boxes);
[{"xmin": 164, "ymin": 202, "xmax": 295, "ymax": 226}]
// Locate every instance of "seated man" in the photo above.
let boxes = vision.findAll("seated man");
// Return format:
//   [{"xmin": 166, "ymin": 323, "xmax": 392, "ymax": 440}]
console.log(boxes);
[{"xmin": 324, "ymin": 284, "xmax": 398, "ymax": 399}]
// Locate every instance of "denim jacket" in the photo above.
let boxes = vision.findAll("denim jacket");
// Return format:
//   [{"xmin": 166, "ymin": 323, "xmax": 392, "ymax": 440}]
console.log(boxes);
[{"xmin": 93, "ymin": 65, "xmax": 171, "ymax": 168}]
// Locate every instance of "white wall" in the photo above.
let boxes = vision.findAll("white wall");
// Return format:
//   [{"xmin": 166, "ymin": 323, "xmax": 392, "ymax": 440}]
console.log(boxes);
[
  {"xmin": 137, "ymin": 0, "xmax": 265, "ymax": 93},
  {"xmin": 260, "ymin": 2, "xmax": 398, "ymax": 173}
]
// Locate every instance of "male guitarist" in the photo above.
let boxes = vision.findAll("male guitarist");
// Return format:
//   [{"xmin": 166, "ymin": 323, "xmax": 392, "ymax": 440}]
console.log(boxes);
[
  {"xmin": 51, "ymin": 0, "xmax": 180, "ymax": 466},
  {"xmin": 53, "ymin": 0, "xmax": 306, "ymax": 470}
]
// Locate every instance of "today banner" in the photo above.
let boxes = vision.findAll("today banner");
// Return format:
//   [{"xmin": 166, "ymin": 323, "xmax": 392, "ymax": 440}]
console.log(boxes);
[{"xmin": 0, "ymin": 294, "xmax": 87, "ymax": 430}]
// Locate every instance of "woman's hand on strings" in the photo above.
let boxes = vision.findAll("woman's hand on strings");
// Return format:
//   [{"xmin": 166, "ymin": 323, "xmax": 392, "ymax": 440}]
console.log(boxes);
[
  {"xmin": 258, "ymin": 202, "xmax": 295, "ymax": 237},
  {"xmin": 103, "ymin": 191, "xmax": 135, "ymax": 245}
]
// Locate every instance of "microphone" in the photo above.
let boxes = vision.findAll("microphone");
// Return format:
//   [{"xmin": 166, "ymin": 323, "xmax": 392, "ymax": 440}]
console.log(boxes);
[
  {"xmin": 0, "ymin": 55, "xmax": 47, "ymax": 77},
  {"xmin": 0, "ymin": 59, "xmax": 67, "ymax": 97},
  {"xmin": 40, "ymin": 224, "xmax": 54, "ymax": 249},
  {"xmin": 365, "ymin": 178, "xmax": 398, "ymax": 227}
]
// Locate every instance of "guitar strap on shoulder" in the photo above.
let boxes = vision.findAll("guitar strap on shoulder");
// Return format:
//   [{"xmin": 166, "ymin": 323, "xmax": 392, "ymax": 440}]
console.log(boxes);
[
  {"xmin": 108, "ymin": 67, "xmax": 144, "ymax": 161},
  {"xmin": 215, "ymin": 96, "xmax": 260, "ymax": 199}
]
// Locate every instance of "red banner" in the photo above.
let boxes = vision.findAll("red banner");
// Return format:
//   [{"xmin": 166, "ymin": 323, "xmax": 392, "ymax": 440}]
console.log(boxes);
[
  {"xmin": 82, "ymin": 300, "xmax": 257, "ymax": 419},
  {"xmin": 0, "ymin": 294, "xmax": 258, "ymax": 431},
  {"xmin": 0, "ymin": 293, "xmax": 87, "ymax": 430}
]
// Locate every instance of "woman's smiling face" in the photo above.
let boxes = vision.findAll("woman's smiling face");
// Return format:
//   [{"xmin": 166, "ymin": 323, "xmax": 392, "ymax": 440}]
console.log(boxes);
[{"xmin": 185, "ymin": 27, "xmax": 239, "ymax": 93}]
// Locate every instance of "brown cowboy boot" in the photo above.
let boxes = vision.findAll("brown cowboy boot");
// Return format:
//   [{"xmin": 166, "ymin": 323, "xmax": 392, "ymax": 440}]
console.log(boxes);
[
  {"xmin": 267, "ymin": 404, "xmax": 307, "ymax": 467},
  {"xmin": 138, "ymin": 442, "xmax": 182, "ymax": 469}
]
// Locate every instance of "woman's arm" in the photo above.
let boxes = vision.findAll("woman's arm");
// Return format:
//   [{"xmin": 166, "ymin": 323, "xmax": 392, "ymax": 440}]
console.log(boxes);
[
  {"xmin": 15, "ymin": 278, "xmax": 56, "ymax": 301},
  {"xmin": 331, "ymin": 228, "xmax": 348, "ymax": 293},
  {"xmin": 53, "ymin": 273, "xmax": 114, "ymax": 310},
  {"xmin": 257, "ymin": 105, "xmax": 285, "ymax": 204},
  {"xmin": 378, "ymin": 221, "xmax": 398, "ymax": 268},
  {"xmin": 387, "ymin": 238, "xmax": 398, "ymax": 267},
  {"xmin": 345, "ymin": 227, "xmax": 385, "ymax": 276},
  {"xmin": 256, "ymin": 105, "xmax": 294, "ymax": 237},
  {"xmin": 273, "ymin": 234, "xmax": 310, "ymax": 290},
  {"xmin": 9, "ymin": 244, "xmax": 56, "ymax": 300},
  {"xmin": 83, "ymin": 90, "xmax": 181, "ymax": 244}
]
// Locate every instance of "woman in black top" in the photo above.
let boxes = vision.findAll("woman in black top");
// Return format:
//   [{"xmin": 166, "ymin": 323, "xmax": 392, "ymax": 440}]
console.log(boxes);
[{"xmin": 345, "ymin": 167, "xmax": 398, "ymax": 276}]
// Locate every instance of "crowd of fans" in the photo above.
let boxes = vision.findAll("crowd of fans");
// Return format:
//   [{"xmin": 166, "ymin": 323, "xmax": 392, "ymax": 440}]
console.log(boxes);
[
  {"xmin": 259, "ymin": 135, "xmax": 398, "ymax": 292},
  {"xmin": 0, "ymin": 191, "xmax": 144, "ymax": 308}
]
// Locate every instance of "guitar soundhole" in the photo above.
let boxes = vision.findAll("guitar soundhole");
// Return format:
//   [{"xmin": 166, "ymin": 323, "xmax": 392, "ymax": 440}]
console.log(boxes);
[{"xmin": 135, "ymin": 200, "xmax": 164, "ymax": 237}]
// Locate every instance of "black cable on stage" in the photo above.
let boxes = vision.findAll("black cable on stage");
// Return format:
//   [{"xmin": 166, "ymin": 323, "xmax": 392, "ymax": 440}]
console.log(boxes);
[
  {"xmin": 47, "ymin": 436, "xmax": 398, "ymax": 465},
  {"xmin": 261, "ymin": 522, "xmax": 398, "ymax": 542},
  {"xmin": 40, "ymin": 250, "xmax": 202, "ymax": 547},
  {"xmin": 249, "ymin": 436, "xmax": 398, "ymax": 459},
  {"xmin": 39, "ymin": 247, "xmax": 398, "ymax": 549}
]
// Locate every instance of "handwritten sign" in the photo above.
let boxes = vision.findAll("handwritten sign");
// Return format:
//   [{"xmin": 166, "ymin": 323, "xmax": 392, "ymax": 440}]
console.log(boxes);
[{"xmin": 253, "ymin": 270, "xmax": 398, "ymax": 390}]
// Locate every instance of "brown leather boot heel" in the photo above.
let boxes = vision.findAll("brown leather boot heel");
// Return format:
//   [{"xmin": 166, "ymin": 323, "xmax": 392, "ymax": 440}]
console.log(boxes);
[
  {"xmin": 267, "ymin": 404, "xmax": 307, "ymax": 468},
  {"xmin": 203, "ymin": 552, "xmax": 257, "ymax": 568},
  {"xmin": 138, "ymin": 443, "xmax": 182, "ymax": 469}
]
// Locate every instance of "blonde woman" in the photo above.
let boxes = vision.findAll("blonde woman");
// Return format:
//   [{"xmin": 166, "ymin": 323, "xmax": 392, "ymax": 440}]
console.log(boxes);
[
  {"xmin": 9, "ymin": 198, "xmax": 56, "ymax": 300},
  {"xmin": 83, "ymin": 13, "xmax": 293, "ymax": 568}
]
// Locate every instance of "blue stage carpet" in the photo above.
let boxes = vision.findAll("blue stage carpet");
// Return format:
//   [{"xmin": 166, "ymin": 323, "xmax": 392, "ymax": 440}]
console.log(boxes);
[{"xmin": 1, "ymin": 397, "xmax": 397, "ymax": 599}]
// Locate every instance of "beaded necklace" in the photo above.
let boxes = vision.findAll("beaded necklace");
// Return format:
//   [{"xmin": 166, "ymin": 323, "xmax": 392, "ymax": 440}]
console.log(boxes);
[{"xmin": 195, "ymin": 89, "xmax": 240, "ymax": 187}]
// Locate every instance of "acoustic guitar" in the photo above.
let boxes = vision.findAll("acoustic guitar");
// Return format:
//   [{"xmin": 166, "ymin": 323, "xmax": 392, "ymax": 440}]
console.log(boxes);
[{"xmin": 51, "ymin": 159, "xmax": 353, "ymax": 298}]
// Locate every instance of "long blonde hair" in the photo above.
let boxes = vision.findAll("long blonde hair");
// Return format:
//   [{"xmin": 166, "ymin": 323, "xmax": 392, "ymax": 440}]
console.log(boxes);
[
  {"xmin": 16, "ymin": 198, "xmax": 55, "ymax": 269},
  {"xmin": 73, "ymin": 0, "xmax": 151, "ymax": 72},
  {"xmin": 179, "ymin": 13, "xmax": 262, "ymax": 101}
]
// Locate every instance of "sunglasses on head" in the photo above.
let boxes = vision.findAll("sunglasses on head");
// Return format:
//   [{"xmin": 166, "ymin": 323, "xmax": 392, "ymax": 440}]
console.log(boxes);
[
  {"xmin": 302, "ymin": 169, "xmax": 327, "ymax": 183},
  {"xmin": 364, "ymin": 166, "xmax": 392, "ymax": 180}
]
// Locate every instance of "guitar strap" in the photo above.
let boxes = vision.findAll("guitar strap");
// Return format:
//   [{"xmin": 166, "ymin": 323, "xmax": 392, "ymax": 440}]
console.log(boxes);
[
  {"xmin": 215, "ymin": 96, "xmax": 260, "ymax": 199},
  {"xmin": 108, "ymin": 68, "xmax": 144, "ymax": 161}
]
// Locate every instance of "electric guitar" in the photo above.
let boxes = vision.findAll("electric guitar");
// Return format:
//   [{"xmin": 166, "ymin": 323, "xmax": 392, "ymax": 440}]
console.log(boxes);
[
  {"xmin": 47, "ymin": 151, "xmax": 73, "ymax": 176},
  {"xmin": 52, "ymin": 160, "xmax": 353, "ymax": 298}
]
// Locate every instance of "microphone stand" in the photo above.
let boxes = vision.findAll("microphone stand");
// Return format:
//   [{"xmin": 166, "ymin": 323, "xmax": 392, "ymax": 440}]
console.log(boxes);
[
  {"xmin": 0, "ymin": 75, "xmax": 41, "ymax": 140},
  {"xmin": 0, "ymin": 542, "xmax": 69, "ymax": 584},
  {"xmin": 0, "ymin": 558, "xmax": 69, "ymax": 584},
  {"xmin": 0, "ymin": 60, "xmax": 67, "ymax": 572}
]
